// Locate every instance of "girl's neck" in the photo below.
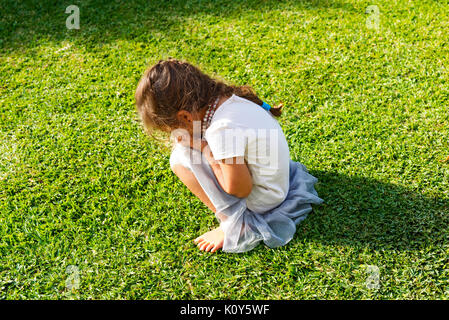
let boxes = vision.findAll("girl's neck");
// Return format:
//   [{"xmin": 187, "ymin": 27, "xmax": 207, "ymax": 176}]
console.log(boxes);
[
  {"xmin": 198, "ymin": 95, "xmax": 230, "ymax": 120},
  {"xmin": 199, "ymin": 95, "xmax": 232, "ymax": 140}
]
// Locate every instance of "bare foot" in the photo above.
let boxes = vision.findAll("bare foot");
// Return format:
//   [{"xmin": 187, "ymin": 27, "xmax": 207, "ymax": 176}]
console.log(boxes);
[{"xmin": 194, "ymin": 227, "xmax": 224, "ymax": 253}]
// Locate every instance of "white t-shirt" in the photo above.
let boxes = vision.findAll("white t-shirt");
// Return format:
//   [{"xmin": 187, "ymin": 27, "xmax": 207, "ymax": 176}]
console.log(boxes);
[{"xmin": 205, "ymin": 94, "xmax": 290, "ymax": 214}]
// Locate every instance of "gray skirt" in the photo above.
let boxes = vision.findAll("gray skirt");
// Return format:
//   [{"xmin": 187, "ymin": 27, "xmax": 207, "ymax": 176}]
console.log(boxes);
[{"xmin": 170, "ymin": 144, "xmax": 324, "ymax": 253}]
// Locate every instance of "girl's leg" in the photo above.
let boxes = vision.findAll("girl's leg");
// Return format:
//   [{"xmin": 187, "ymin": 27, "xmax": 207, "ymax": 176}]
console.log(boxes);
[
  {"xmin": 172, "ymin": 164, "xmax": 216, "ymax": 213},
  {"xmin": 171, "ymin": 164, "xmax": 224, "ymax": 253}
]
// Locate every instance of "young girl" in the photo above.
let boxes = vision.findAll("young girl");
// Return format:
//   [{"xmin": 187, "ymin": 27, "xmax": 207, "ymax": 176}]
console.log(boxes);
[{"xmin": 135, "ymin": 58, "xmax": 323, "ymax": 253}]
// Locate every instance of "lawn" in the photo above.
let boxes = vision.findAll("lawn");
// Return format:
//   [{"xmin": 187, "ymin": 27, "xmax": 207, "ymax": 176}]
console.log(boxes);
[{"xmin": 1, "ymin": 0, "xmax": 448, "ymax": 299}]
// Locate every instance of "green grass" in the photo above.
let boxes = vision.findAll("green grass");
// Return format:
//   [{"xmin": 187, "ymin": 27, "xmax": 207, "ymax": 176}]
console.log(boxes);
[{"xmin": 1, "ymin": 0, "xmax": 448, "ymax": 299}]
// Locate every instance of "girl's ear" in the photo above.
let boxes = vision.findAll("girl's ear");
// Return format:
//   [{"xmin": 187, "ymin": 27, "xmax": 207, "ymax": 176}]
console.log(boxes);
[{"xmin": 176, "ymin": 110, "xmax": 193, "ymax": 127}]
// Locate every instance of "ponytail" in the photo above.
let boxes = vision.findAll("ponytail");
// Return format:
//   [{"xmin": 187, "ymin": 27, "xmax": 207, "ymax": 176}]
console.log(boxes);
[
  {"xmin": 269, "ymin": 105, "xmax": 283, "ymax": 117},
  {"xmin": 262, "ymin": 102, "xmax": 283, "ymax": 117},
  {"xmin": 231, "ymin": 85, "xmax": 283, "ymax": 118}
]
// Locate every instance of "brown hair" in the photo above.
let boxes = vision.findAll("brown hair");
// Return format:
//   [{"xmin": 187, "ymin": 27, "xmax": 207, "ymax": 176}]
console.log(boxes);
[{"xmin": 135, "ymin": 58, "xmax": 282, "ymax": 134}]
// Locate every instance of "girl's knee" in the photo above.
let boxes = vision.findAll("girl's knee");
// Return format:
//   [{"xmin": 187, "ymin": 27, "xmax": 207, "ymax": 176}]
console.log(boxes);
[{"xmin": 169, "ymin": 144, "xmax": 191, "ymax": 170}]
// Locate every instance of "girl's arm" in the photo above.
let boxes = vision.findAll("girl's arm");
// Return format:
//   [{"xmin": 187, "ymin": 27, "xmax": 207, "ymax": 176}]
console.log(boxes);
[{"xmin": 199, "ymin": 141, "xmax": 252, "ymax": 198}]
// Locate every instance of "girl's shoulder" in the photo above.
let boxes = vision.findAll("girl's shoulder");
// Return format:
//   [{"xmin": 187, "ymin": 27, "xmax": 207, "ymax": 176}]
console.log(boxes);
[
  {"xmin": 223, "ymin": 94, "xmax": 259, "ymax": 108},
  {"xmin": 210, "ymin": 94, "xmax": 278, "ymax": 131}
]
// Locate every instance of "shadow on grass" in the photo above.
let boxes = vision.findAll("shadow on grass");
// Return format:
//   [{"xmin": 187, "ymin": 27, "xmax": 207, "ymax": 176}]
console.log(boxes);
[
  {"xmin": 300, "ymin": 170, "xmax": 449, "ymax": 251},
  {"xmin": 1, "ymin": 0, "xmax": 358, "ymax": 52}
]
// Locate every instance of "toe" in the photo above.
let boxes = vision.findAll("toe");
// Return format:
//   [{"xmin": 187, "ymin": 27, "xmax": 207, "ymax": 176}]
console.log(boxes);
[
  {"xmin": 193, "ymin": 237, "xmax": 203, "ymax": 244},
  {"xmin": 195, "ymin": 238, "xmax": 205, "ymax": 246},
  {"xmin": 205, "ymin": 243, "xmax": 215, "ymax": 252},
  {"xmin": 197, "ymin": 241, "xmax": 205, "ymax": 249}
]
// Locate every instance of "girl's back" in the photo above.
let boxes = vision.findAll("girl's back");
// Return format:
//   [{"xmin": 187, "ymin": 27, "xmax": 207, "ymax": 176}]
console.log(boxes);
[{"xmin": 205, "ymin": 94, "xmax": 290, "ymax": 214}]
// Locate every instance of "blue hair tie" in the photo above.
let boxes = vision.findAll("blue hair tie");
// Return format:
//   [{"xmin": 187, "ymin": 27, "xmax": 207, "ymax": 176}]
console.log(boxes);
[{"xmin": 261, "ymin": 101, "xmax": 271, "ymax": 111}]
